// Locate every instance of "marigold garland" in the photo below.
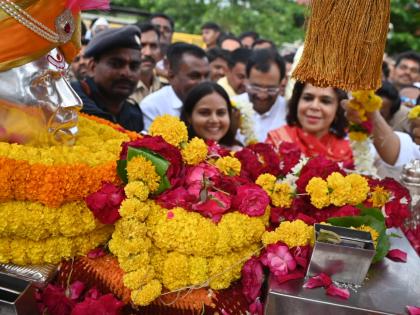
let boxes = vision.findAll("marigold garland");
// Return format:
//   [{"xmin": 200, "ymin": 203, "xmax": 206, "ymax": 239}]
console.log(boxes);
[
  {"xmin": 110, "ymin": 176, "xmax": 267, "ymax": 305},
  {"xmin": 0, "ymin": 157, "xmax": 119, "ymax": 207},
  {"xmin": 0, "ymin": 201, "xmax": 100, "ymax": 241},
  {"xmin": 347, "ymin": 90, "xmax": 382, "ymax": 175},
  {"xmin": 306, "ymin": 173, "xmax": 369, "ymax": 209},
  {"xmin": 0, "ymin": 116, "xmax": 129, "ymax": 166},
  {"xmin": 0, "ymin": 226, "xmax": 112, "ymax": 265},
  {"xmin": 148, "ymin": 115, "xmax": 188, "ymax": 148},
  {"xmin": 181, "ymin": 137, "xmax": 208, "ymax": 165},
  {"xmin": 0, "ymin": 116, "xmax": 130, "ymax": 207},
  {"xmin": 79, "ymin": 113, "xmax": 141, "ymax": 141}
]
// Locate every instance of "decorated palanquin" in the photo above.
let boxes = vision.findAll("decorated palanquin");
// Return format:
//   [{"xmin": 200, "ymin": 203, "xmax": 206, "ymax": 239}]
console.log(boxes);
[
  {"xmin": 1, "ymin": 1, "xmax": 419, "ymax": 314},
  {"xmin": 36, "ymin": 115, "xmax": 416, "ymax": 314}
]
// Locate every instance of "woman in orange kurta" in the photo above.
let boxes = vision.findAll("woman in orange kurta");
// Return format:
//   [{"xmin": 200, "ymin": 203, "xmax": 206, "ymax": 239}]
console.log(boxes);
[{"xmin": 266, "ymin": 81, "xmax": 353, "ymax": 166}]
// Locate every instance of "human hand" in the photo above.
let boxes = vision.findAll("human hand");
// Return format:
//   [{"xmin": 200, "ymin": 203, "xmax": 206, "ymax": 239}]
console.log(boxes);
[{"xmin": 341, "ymin": 99, "xmax": 381, "ymax": 125}]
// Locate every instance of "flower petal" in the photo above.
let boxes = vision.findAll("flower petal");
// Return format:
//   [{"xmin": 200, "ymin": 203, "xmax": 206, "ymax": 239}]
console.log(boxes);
[
  {"xmin": 326, "ymin": 284, "xmax": 350, "ymax": 300},
  {"xmin": 387, "ymin": 249, "xmax": 407, "ymax": 262},
  {"xmin": 406, "ymin": 306, "xmax": 420, "ymax": 315},
  {"xmin": 303, "ymin": 273, "xmax": 332, "ymax": 289}
]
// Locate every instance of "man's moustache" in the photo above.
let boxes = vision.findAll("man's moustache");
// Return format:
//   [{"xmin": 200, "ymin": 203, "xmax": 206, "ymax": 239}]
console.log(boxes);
[{"xmin": 141, "ymin": 56, "xmax": 156, "ymax": 64}]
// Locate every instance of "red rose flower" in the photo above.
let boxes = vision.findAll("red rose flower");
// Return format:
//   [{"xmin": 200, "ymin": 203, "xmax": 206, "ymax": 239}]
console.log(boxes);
[
  {"xmin": 249, "ymin": 143, "xmax": 281, "ymax": 177},
  {"xmin": 241, "ymin": 257, "xmax": 264, "ymax": 303},
  {"xmin": 85, "ymin": 182, "xmax": 125, "ymax": 224},
  {"xmin": 277, "ymin": 141, "xmax": 302, "ymax": 175},
  {"xmin": 234, "ymin": 148, "xmax": 263, "ymax": 181},
  {"xmin": 206, "ymin": 139, "xmax": 230, "ymax": 157},
  {"xmin": 41, "ymin": 284, "xmax": 75, "ymax": 315},
  {"xmin": 249, "ymin": 298, "xmax": 264, "ymax": 315},
  {"xmin": 71, "ymin": 294, "xmax": 124, "ymax": 315},
  {"xmin": 232, "ymin": 184, "xmax": 269, "ymax": 217}
]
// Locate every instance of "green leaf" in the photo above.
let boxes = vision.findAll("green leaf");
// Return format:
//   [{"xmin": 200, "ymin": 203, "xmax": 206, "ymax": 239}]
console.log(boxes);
[
  {"xmin": 117, "ymin": 160, "xmax": 128, "ymax": 183},
  {"xmin": 358, "ymin": 205, "xmax": 385, "ymax": 222}
]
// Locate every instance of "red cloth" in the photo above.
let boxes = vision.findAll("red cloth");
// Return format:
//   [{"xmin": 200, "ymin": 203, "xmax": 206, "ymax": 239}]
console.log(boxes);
[{"xmin": 266, "ymin": 125, "xmax": 353, "ymax": 166}]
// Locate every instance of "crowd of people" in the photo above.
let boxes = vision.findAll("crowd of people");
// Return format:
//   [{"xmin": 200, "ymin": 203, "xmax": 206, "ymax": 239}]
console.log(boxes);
[{"xmin": 69, "ymin": 13, "xmax": 420, "ymax": 178}]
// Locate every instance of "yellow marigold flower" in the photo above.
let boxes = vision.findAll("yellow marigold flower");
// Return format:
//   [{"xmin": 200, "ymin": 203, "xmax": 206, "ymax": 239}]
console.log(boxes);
[
  {"xmin": 355, "ymin": 225, "xmax": 379, "ymax": 247},
  {"xmin": 162, "ymin": 252, "xmax": 189, "ymax": 290},
  {"xmin": 345, "ymin": 174, "xmax": 369, "ymax": 205},
  {"xmin": 119, "ymin": 198, "xmax": 151, "ymax": 222},
  {"xmin": 408, "ymin": 105, "xmax": 420, "ymax": 120},
  {"xmin": 306, "ymin": 177, "xmax": 330, "ymax": 209},
  {"xmin": 208, "ymin": 248, "xmax": 254, "ymax": 290},
  {"xmin": 126, "ymin": 156, "xmax": 160, "ymax": 192},
  {"xmin": 189, "ymin": 256, "xmax": 208, "ymax": 285},
  {"xmin": 262, "ymin": 219, "xmax": 314, "ymax": 248},
  {"xmin": 0, "ymin": 226, "xmax": 112, "ymax": 265},
  {"xmin": 0, "ymin": 201, "xmax": 98, "ymax": 241},
  {"xmin": 327, "ymin": 172, "xmax": 351, "ymax": 207},
  {"xmin": 255, "ymin": 173, "xmax": 276, "ymax": 194},
  {"xmin": 119, "ymin": 252, "xmax": 150, "ymax": 272},
  {"xmin": 349, "ymin": 131, "xmax": 368, "ymax": 142},
  {"xmin": 271, "ymin": 182, "xmax": 293, "ymax": 208},
  {"xmin": 131, "ymin": 279, "xmax": 162, "ymax": 306},
  {"xmin": 0, "ymin": 116, "xmax": 129, "ymax": 168},
  {"xmin": 123, "ymin": 266, "xmax": 155, "ymax": 290},
  {"xmin": 368, "ymin": 186, "xmax": 390, "ymax": 208},
  {"xmin": 181, "ymin": 137, "xmax": 208, "ymax": 165},
  {"xmin": 148, "ymin": 115, "xmax": 188, "ymax": 147},
  {"xmin": 215, "ymin": 156, "xmax": 242, "ymax": 176},
  {"xmin": 124, "ymin": 181, "xmax": 150, "ymax": 201}
]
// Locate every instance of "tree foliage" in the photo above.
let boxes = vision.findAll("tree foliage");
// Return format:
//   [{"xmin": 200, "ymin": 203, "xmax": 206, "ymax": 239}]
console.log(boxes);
[{"xmin": 111, "ymin": 0, "xmax": 419, "ymax": 54}]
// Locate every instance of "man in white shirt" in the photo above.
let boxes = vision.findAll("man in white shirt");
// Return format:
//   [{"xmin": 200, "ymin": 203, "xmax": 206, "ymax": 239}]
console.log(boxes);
[
  {"xmin": 140, "ymin": 43, "xmax": 210, "ymax": 131},
  {"xmin": 233, "ymin": 49, "xmax": 286, "ymax": 143}
]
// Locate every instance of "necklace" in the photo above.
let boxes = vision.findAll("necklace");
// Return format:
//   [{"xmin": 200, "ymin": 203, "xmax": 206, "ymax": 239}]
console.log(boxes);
[{"xmin": 0, "ymin": 0, "xmax": 74, "ymax": 44}]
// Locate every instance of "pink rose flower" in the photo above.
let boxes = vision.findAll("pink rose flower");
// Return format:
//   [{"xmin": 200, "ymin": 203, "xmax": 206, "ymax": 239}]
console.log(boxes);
[
  {"xmin": 192, "ymin": 190, "xmax": 231, "ymax": 222},
  {"xmin": 241, "ymin": 257, "xmax": 264, "ymax": 303},
  {"xmin": 185, "ymin": 163, "xmax": 220, "ymax": 186},
  {"xmin": 261, "ymin": 244, "xmax": 296, "ymax": 278},
  {"xmin": 232, "ymin": 184, "xmax": 269, "ymax": 217},
  {"xmin": 85, "ymin": 182, "xmax": 125, "ymax": 224}
]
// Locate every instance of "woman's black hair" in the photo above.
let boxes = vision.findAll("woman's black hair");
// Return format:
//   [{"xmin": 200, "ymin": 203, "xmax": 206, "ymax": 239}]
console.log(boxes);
[
  {"xmin": 375, "ymin": 81, "xmax": 401, "ymax": 120},
  {"xmin": 180, "ymin": 82, "xmax": 237, "ymax": 146},
  {"xmin": 286, "ymin": 81, "xmax": 348, "ymax": 138}
]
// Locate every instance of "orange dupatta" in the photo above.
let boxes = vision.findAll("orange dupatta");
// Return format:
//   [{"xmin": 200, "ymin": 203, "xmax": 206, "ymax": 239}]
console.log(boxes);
[{"xmin": 266, "ymin": 125, "xmax": 353, "ymax": 165}]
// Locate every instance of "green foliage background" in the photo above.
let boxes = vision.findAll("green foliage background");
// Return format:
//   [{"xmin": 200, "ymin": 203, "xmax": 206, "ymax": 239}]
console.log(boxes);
[{"xmin": 111, "ymin": 0, "xmax": 419, "ymax": 55}]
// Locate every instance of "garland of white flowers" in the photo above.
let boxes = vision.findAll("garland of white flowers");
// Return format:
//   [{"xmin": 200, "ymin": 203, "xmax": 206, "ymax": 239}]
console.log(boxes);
[
  {"xmin": 233, "ymin": 100, "xmax": 258, "ymax": 145},
  {"xmin": 349, "ymin": 138, "xmax": 377, "ymax": 176}
]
